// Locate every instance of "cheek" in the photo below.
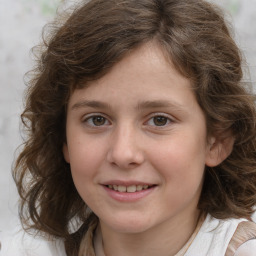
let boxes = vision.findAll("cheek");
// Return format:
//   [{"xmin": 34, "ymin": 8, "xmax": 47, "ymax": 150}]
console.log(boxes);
[
  {"xmin": 148, "ymin": 134, "xmax": 207, "ymax": 183},
  {"xmin": 68, "ymin": 143, "xmax": 103, "ymax": 204},
  {"xmin": 67, "ymin": 139, "xmax": 104, "ymax": 183}
]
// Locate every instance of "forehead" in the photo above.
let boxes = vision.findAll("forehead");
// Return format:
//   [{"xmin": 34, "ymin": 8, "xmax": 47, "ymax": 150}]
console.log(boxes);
[
  {"xmin": 66, "ymin": 42, "xmax": 203, "ymax": 118},
  {"xmin": 69, "ymin": 42, "xmax": 193, "ymax": 102}
]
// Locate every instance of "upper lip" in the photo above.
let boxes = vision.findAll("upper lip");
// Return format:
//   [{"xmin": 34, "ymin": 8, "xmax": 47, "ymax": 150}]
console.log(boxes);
[{"xmin": 101, "ymin": 180, "xmax": 156, "ymax": 186}]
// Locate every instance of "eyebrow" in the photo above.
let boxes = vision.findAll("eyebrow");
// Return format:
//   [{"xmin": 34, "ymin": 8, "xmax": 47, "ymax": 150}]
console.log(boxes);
[
  {"xmin": 136, "ymin": 100, "xmax": 185, "ymax": 111},
  {"xmin": 71, "ymin": 99, "xmax": 186, "ymax": 112},
  {"xmin": 71, "ymin": 100, "xmax": 112, "ymax": 110}
]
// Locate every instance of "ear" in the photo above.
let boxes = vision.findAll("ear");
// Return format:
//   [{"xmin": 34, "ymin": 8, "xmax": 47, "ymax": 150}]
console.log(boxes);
[
  {"xmin": 63, "ymin": 143, "xmax": 70, "ymax": 163},
  {"xmin": 205, "ymin": 134, "xmax": 234, "ymax": 167}
]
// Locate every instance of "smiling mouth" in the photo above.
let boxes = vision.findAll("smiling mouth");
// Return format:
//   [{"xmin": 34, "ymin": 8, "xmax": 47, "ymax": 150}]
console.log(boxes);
[{"xmin": 106, "ymin": 184, "xmax": 156, "ymax": 193}]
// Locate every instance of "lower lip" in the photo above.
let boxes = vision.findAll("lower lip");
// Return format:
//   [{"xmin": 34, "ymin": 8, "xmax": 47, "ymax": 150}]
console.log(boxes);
[{"xmin": 103, "ymin": 185, "xmax": 156, "ymax": 202}]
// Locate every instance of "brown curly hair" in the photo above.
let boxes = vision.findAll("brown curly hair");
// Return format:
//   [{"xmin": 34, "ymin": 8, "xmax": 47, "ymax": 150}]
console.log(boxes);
[{"xmin": 13, "ymin": 0, "xmax": 256, "ymax": 252}]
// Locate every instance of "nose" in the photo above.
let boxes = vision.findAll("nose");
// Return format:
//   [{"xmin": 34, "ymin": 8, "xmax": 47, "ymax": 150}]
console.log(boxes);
[{"xmin": 106, "ymin": 124, "xmax": 145, "ymax": 169}]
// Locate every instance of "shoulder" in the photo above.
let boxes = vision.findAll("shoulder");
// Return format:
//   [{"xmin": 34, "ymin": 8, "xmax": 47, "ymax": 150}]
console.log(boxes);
[
  {"xmin": 234, "ymin": 240, "xmax": 256, "ymax": 256},
  {"xmin": 185, "ymin": 214, "xmax": 249, "ymax": 255},
  {"xmin": 227, "ymin": 220, "xmax": 256, "ymax": 256},
  {"xmin": 0, "ymin": 227, "xmax": 66, "ymax": 256}
]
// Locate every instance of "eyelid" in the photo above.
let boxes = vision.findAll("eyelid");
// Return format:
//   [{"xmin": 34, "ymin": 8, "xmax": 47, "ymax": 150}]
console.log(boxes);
[
  {"xmin": 82, "ymin": 113, "xmax": 112, "ymax": 127},
  {"xmin": 82, "ymin": 111, "xmax": 110, "ymax": 120},
  {"xmin": 147, "ymin": 112, "xmax": 175, "ymax": 120},
  {"xmin": 144, "ymin": 112, "xmax": 175, "ymax": 127}
]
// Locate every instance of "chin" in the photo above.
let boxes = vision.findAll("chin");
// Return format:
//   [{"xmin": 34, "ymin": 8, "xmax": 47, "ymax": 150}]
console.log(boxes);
[{"xmin": 102, "ymin": 214, "xmax": 154, "ymax": 234}]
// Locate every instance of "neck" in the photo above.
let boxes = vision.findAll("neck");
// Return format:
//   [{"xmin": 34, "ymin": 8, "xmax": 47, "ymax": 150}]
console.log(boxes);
[{"xmin": 99, "ymin": 209, "xmax": 202, "ymax": 256}]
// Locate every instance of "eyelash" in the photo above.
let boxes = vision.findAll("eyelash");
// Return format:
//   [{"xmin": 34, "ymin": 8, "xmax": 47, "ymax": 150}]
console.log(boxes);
[
  {"xmin": 83, "ymin": 114, "xmax": 111, "ymax": 127},
  {"xmin": 82, "ymin": 113, "xmax": 174, "ymax": 128},
  {"xmin": 145, "ymin": 113, "xmax": 173, "ymax": 128}
]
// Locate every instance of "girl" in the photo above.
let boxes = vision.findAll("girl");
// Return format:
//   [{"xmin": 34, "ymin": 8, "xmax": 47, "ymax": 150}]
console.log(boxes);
[{"xmin": 1, "ymin": 0, "xmax": 256, "ymax": 255}]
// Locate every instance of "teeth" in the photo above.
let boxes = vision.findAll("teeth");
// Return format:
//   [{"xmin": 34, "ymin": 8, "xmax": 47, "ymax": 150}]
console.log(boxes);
[
  {"xmin": 136, "ymin": 185, "xmax": 143, "ymax": 191},
  {"xmin": 107, "ymin": 184, "xmax": 152, "ymax": 192},
  {"xmin": 127, "ymin": 185, "xmax": 136, "ymax": 193},
  {"xmin": 117, "ymin": 185, "xmax": 126, "ymax": 192}
]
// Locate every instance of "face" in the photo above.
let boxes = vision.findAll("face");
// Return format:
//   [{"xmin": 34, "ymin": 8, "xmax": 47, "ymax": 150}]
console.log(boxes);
[{"xmin": 63, "ymin": 42, "xmax": 222, "ymax": 235}]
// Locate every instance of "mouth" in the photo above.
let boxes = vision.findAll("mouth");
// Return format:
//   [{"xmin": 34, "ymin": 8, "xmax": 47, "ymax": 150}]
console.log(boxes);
[{"xmin": 105, "ymin": 184, "xmax": 156, "ymax": 193}]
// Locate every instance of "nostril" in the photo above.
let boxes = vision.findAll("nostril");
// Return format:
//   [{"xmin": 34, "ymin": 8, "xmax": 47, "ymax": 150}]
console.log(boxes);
[
  {"xmin": 106, "ymin": 137, "xmax": 145, "ymax": 168},
  {"xmin": 128, "ymin": 162, "xmax": 139, "ymax": 166}
]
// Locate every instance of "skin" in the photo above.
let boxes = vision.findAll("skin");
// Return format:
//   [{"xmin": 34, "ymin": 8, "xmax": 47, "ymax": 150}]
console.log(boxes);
[{"xmin": 63, "ymin": 42, "xmax": 229, "ymax": 256}]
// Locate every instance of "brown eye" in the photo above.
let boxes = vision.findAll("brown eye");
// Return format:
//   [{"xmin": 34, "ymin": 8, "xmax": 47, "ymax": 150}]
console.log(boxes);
[
  {"xmin": 84, "ymin": 115, "xmax": 110, "ymax": 127},
  {"xmin": 92, "ymin": 116, "xmax": 106, "ymax": 126},
  {"xmin": 153, "ymin": 116, "xmax": 168, "ymax": 126}
]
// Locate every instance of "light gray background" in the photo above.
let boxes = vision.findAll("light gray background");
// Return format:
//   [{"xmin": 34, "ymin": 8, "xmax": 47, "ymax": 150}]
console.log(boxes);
[{"xmin": 1, "ymin": 0, "xmax": 256, "ymax": 232}]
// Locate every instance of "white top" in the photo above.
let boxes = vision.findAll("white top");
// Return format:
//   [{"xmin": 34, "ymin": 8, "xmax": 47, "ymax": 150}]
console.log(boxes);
[
  {"xmin": 184, "ymin": 214, "xmax": 256, "ymax": 255},
  {"xmin": 0, "ymin": 214, "xmax": 256, "ymax": 256}
]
